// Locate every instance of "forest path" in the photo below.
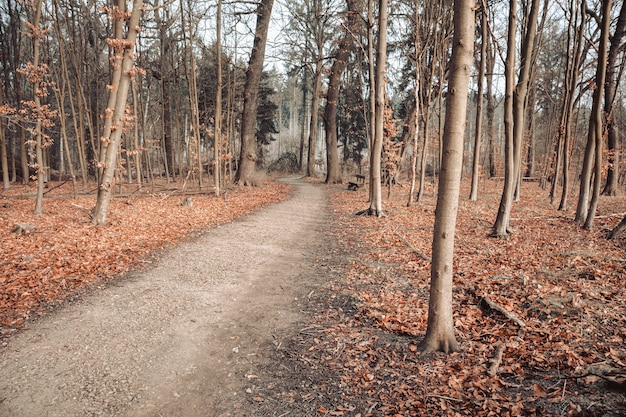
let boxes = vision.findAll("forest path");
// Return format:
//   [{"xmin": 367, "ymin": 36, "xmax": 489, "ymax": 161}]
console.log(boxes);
[{"xmin": 0, "ymin": 177, "xmax": 329, "ymax": 417}]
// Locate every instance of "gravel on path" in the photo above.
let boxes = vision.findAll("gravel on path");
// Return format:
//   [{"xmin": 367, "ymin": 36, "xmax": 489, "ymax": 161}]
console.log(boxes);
[{"xmin": 0, "ymin": 178, "xmax": 329, "ymax": 417}]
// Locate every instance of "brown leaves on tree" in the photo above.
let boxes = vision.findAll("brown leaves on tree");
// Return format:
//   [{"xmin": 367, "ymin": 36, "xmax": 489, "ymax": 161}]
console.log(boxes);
[
  {"xmin": 296, "ymin": 179, "xmax": 626, "ymax": 416},
  {"xmin": 0, "ymin": 181, "xmax": 290, "ymax": 335}
]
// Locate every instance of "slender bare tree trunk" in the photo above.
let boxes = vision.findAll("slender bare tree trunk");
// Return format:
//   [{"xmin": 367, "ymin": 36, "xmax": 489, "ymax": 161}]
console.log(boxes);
[
  {"xmin": 558, "ymin": 0, "xmax": 585, "ymax": 210},
  {"xmin": 583, "ymin": 0, "xmax": 612, "ymax": 229},
  {"xmin": 180, "ymin": 0, "xmax": 201, "ymax": 187},
  {"xmin": 367, "ymin": 0, "xmax": 376, "ymax": 203},
  {"xmin": 493, "ymin": 0, "xmax": 540, "ymax": 237},
  {"xmin": 131, "ymin": 80, "xmax": 142, "ymax": 190},
  {"xmin": 92, "ymin": 0, "xmax": 143, "ymax": 225},
  {"xmin": 365, "ymin": 0, "xmax": 388, "ymax": 217},
  {"xmin": 51, "ymin": 0, "xmax": 77, "ymax": 196},
  {"xmin": 27, "ymin": 0, "xmax": 46, "ymax": 215},
  {"xmin": 419, "ymin": 0, "xmax": 475, "ymax": 354},
  {"xmin": 470, "ymin": 9, "xmax": 487, "ymax": 201},
  {"xmin": 601, "ymin": 0, "xmax": 626, "ymax": 196},
  {"xmin": 485, "ymin": 35, "xmax": 496, "ymax": 178},
  {"xmin": 307, "ymin": 64, "xmax": 323, "ymax": 177},
  {"xmin": 96, "ymin": 0, "xmax": 125, "ymax": 184},
  {"xmin": 0, "ymin": 86, "xmax": 9, "ymax": 190},
  {"xmin": 214, "ymin": 0, "xmax": 223, "ymax": 196},
  {"xmin": 299, "ymin": 71, "xmax": 308, "ymax": 171},
  {"xmin": 407, "ymin": 8, "xmax": 420, "ymax": 207},
  {"xmin": 492, "ymin": 0, "xmax": 516, "ymax": 237}
]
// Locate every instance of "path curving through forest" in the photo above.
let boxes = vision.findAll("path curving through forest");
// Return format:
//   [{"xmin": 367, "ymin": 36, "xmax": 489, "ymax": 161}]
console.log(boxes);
[{"xmin": 0, "ymin": 178, "xmax": 329, "ymax": 417}]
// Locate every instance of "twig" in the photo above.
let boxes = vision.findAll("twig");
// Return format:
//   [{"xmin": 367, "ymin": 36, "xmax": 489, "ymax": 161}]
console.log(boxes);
[
  {"xmin": 488, "ymin": 343, "xmax": 506, "ymax": 376},
  {"xmin": 43, "ymin": 180, "xmax": 69, "ymax": 195},
  {"xmin": 479, "ymin": 296, "xmax": 525, "ymax": 328},
  {"xmin": 395, "ymin": 233, "xmax": 430, "ymax": 261},
  {"xmin": 71, "ymin": 202, "xmax": 93, "ymax": 218}
]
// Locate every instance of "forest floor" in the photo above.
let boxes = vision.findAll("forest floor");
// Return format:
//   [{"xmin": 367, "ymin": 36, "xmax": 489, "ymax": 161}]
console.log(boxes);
[{"xmin": 1, "ymin": 176, "xmax": 626, "ymax": 416}]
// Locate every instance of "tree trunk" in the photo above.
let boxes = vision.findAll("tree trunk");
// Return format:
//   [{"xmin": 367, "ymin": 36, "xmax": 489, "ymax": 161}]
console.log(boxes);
[
  {"xmin": 367, "ymin": 0, "xmax": 376, "ymax": 203},
  {"xmin": 524, "ymin": 83, "xmax": 536, "ymax": 178},
  {"xmin": 0, "ymin": 116, "xmax": 8, "ymax": 191},
  {"xmin": 51, "ymin": 0, "xmax": 77, "ymax": 196},
  {"xmin": 492, "ymin": 0, "xmax": 517, "ymax": 237},
  {"xmin": 28, "ymin": 0, "xmax": 46, "ymax": 215},
  {"xmin": 299, "ymin": 71, "xmax": 308, "ymax": 171},
  {"xmin": 20, "ymin": 127, "xmax": 28, "ymax": 185},
  {"xmin": 485, "ymin": 34, "xmax": 496, "ymax": 178},
  {"xmin": 601, "ymin": 0, "xmax": 626, "ymax": 196},
  {"xmin": 407, "ymin": 1, "xmax": 421, "ymax": 207},
  {"xmin": 493, "ymin": 0, "xmax": 540, "ymax": 237},
  {"xmin": 419, "ymin": 0, "xmax": 475, "ymax": 354},
  {"xmin": 470, "ymin": 9, "xmax": 487, "ymax": 201},
  {"xmin": 214, "ymin": 0, "xmax": 223, "ymax": 196},
  {"xmin": 92, "ymin": 0, "xmax": 143, "ymax": 225},
  {"xmin": 583, "ymin": 0, "xmax": 613, "ymax": 229},
  {"xmin": 236, "ymin": 0, "xmax": 274, "ymax": 185},
  {"xmin": 324, "ymin": 0, "xmax": 358, "ymax": 184},
  {"xmin": 307, "ymin": 64, "xmax": 323, "ymax": 177},
  {"xmin": 608, "ymin": 213, "xmax": 626, "ymax": 239},
  {"xmin": 96, "ymin": 0, "xmax": 125, "ymax": 184},
  {"xmin": 558, "ymin": 1, "xmax": 586, "ymax": 210},
  {"xmin": 364, "ymin": 0, "xmax": 388, "ymax": 217},
  {"xmin": 0, "ymin": 86, "xmax": 9, "ymax": 190}
]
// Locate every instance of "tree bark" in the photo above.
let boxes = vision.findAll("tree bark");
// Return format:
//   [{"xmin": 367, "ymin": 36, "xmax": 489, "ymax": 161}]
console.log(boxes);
[
  {"xmin": 307, "ymin": 63, "xmax": 323, "ymax": 178},
  {"xmin": 214, "ymin": 0, "xmax": 223, "ymax": 196},
  {"xmin": 419, "ymin": 0, "xmax": 475, "ymax": 354},
  {"xmin": 0, "ymin": 86, "xmax": 9, "ymax": 190},
  {"xmin": 493, "ymin": 0, "xmax": 540, "ymax": 237},
  {"xmin": 558, "ymin": 1, "xmax": 586, "ymax": 210},
  {"xmin": 236, "ymin": 0, "xmax": 275, "ymax": 185},
  {"xmin": 486, "ymin": 34, "xmax": 496, "ymax": 178},
  {"xmin": 365, "ymin": 0, "xmax": 388, "ymax": 217},
  {"xmin": 470, "ymin": 8, "xmax": 487, "ymax": 201},
  {"xmin": 601, "ymin": 0, "xmax": 626, "ymax": 196},
  {"xmin": 492, "ymin": 0, "xmax": 517, "ymax": 237},
  {"xmin": 92, "ymin": 0, "xmax": 143, "ymax": 225},
  {"xmin": 28, "ymin": 0, "xmax": 46, "ymax": 215},
  {"xmin": 367, "ymin": 0, "xmax": 376, "ymax": 203},
  {"xmin": 324, "ymin": 0, "xmax": 358, "ymax": 184},
  {"xmin": 299, "ymin": 71, "xmax": 308, "ymax": 171},
  {"xmin": 583, "ymin": 0, "xmax": 613, "ymax": 230}
]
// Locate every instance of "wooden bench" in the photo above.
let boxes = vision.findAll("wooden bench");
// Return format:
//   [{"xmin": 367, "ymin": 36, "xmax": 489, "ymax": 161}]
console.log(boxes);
[
  {"xmin": 348, "ymin": 174, "xmax": 366, "ymax": 191},
  {"xmin": 348, "ymin": 182, "xmax": 360, "ymax": 191}
]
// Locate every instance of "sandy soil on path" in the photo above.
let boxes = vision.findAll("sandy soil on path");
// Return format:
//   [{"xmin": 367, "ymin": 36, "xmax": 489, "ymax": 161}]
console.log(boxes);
[{"xmin": 0, "ymin": 178, "xmax": 330, "ymax": 417}]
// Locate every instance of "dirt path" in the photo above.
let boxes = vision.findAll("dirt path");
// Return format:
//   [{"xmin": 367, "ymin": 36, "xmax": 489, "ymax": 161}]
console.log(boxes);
[{"xmin": 0, "ymin": 178, "xmax": 330, "ymax": 417}]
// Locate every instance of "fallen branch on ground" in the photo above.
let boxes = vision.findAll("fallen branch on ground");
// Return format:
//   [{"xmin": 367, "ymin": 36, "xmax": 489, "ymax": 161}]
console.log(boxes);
[
  {"xmin": 479, "ymin": 296, "xmax": 525, "ymax": 328},
  {"xmin": 488, "ymin": 343, "xmax": 506, "ymax": 376},
  {"xmin": 395, "ymin": 233, "xmax": 430, "ymax": 261}
]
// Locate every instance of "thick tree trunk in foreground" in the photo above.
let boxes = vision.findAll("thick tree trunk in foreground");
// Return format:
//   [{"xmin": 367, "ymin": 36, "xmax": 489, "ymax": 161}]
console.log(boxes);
[
  {"xmin": 324, "ymin": 0, "xmax": 358, "ymax": 184},
  {"xmin": 419, "ymin": 0, "xmax": 475, "ymax": 354},
  {"xmin": 235, "ymin": 0, "xmax": 274, "ymax": 185}
]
